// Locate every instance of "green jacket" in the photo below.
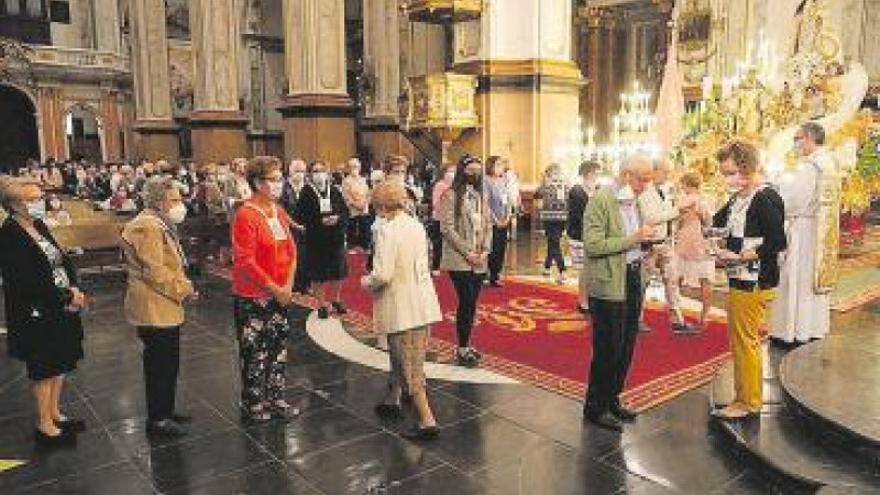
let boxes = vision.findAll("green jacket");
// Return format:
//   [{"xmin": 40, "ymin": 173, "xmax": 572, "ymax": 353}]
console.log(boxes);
[{"xmin": 582, "ymin": 186, "xmax": 642, "ymax": 302}]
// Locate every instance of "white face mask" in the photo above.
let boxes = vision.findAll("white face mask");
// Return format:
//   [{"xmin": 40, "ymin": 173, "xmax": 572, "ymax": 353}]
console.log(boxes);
[
  {"xmin": 26, "ymin": 200, "xmax": 46, "ymax": 220},
  {"xmin": 290, "ymin": 171, "xmax": 305, "ymax": 184},
  {"xmin": 268, "ymin": 181, "xmax": 284, "ymax": 200},
  {"xmin": 312, "ymin": 171, "xmax": 328, "ymax": 188},
  {"xmin": 49, "ymin": 199, "xmax": 62, "ymax": 211},
  {"xmin": 167, "ymin": 203, "xmax": 187, "ymax": 224}
]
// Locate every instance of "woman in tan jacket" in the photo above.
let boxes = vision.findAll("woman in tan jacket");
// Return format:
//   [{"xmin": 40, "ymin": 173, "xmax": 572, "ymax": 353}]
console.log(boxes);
[
  {"xmin": 122, "ymin": 176, "xmax": 196, "ymax": 438},
  {"xmin": 362, "ymin": 180, "xmax": 442, "ymax": 440}
]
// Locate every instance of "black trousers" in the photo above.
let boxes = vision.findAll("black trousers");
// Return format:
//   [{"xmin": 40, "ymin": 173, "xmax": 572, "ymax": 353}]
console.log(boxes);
[
  {"xmin": 448, "ymin": 271, "xmax": 486, "ymax": 348},
  {"xmin": 488, "ymin": 225, "xmax": 508, "ymax": 283},
  {"xmin": 427, "ymin": 220, "xmax": 443, "ymax": 271},
  {"xmin": 347, "ymin": 214, "xmax": 372, "ymax": 251},
  {"xmin": 584, "ymin": 264, "xmax": 643, "ymax": 415},
  {"xmin": 543, "ymin": 220, "xmax": 566, "ymax": 272},
  {"xmin": 292, "ymin": 231, "xmax": 309, "ymax": 294},
  {"xmin": 137, "ymin": 326, "xmax": 181, "ymax": 423}
]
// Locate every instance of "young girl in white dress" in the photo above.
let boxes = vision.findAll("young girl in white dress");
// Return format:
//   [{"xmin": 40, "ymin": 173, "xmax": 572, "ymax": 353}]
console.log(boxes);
[{"xmin": 674, "ymin": 172, "xmax": 716, "ymax": 330}]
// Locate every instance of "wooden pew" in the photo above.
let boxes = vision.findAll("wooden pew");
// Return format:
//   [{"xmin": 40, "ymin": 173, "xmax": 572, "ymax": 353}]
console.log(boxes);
[{"xmin": 51, "ymin": 223, "xmax": 124, "ymax": 274}]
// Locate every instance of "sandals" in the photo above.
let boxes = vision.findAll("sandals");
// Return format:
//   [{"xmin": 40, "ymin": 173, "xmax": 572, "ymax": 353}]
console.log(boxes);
[{"xmin": 270, "ymin": 400, "xmax": 301, "ymax": 420}]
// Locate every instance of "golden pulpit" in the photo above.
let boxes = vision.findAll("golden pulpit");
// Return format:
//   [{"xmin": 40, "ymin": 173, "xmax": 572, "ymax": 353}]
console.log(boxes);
[
  {"xmin": 402, "ymin": 0, "xmax": 483, "ymax": 23},
  {"xmin": 404, "ymin": 72, "xmax": 479, "ymax": 163}
]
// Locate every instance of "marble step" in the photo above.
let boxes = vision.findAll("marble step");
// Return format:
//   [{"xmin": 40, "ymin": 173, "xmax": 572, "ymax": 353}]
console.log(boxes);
[
  {"xmin": 710, "ymin": 359, "xmax": 880, "ymax": 493},
  {"xmin": 779, "ymin": 333, "xmax": 880, "ymax": 470}
]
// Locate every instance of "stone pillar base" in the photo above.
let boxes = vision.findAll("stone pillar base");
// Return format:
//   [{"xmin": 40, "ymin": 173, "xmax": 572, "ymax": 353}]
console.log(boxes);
[
  {"xmin": 247, "ymin": 130, "xmax": 285, "ymax": 159},
  {"xmin": 190, "ymin": 111, "xmax": 249, "ymax": 164},
  {"xmin": 133, "ymin": 120, "xmax": 180, "ymax": 162},
  {"xmin": 278, "ymin": 94, "xmax": 355, "ymax": 166}
]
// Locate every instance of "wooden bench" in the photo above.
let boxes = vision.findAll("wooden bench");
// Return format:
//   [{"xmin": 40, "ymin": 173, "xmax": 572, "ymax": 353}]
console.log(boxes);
[{"xmin": 51, "ymin": 222, "xmax": 124, "ymax": 274}]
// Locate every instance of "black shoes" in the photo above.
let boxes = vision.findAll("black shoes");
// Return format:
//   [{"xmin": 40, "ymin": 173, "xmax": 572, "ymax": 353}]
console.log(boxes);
[
  {"xmin": 172, "ymin": 413, "xmax": 192, "ymax": 424},
  {"xmin": 317, "ymin": 307, "xmax": 330, "ymax": 319},
  {"xmin": 612, "ymin": 406, "xmax": 638, "ymax": 423},
  {"xmin": 455, "ymin": 348, "xmax": 481, "ymax": 368},
  {"xmin": 402, "ymin": 425, "xmax": 439, "ymax": 441},
  {"xmin": 584, "ymin": 411, "xmax": 623, "ymax": 432},
  {"xmin": 331, "ymin": 301, "xmax": 347, "ymax": 315},
  {"xmin": 34, "ymin": 428, "xmax": 76, "ymax": 448},
  {"xmin": 374, "ymin": 403, "xmax": 403, "ymax": 419},
  {"xmin": 672, "ymin": 321, "xmax": 699, "ymax": 334},
  {"xmin": 146, "ymin": 419, "xmax": 188, "ymax": 439},
  {"xmin": 487, "ymin": 280, "xmax": 503, "ymax": 288},
  {"xmin": 55, "ymin": 417, "xmax": 87, "ymax": 433}
]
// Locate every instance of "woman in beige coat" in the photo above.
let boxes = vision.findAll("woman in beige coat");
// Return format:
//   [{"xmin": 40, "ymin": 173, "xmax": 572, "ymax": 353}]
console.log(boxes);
[
  {"xmin": 122, "ymin": 176, "xmax": 196, "ymax": 438},
  {"xmin": 362, "ymin": 181, "xmax": 442, "ymax": 441}
]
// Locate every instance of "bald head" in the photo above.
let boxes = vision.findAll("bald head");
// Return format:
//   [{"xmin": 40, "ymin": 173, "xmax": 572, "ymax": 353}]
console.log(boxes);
[{"xmin": 620, "ymin": 155, "xmax": 654, "ymax": 195}]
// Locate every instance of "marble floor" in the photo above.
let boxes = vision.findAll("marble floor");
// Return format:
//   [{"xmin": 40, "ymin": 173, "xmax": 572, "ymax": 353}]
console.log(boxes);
[{"xmin": 0, "ymin": 269, "xmax": 778, "ymax": 495}]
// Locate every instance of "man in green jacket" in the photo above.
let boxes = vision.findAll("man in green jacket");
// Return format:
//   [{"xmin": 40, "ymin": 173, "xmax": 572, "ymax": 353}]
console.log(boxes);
[{"xmin": 582, "ymin": 155, "xmax": 655, "ymax": 432}]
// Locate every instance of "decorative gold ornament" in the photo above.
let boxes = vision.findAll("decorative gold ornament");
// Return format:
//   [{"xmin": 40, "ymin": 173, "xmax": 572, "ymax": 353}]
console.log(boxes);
[{"xmin": 402, "ymin": 0, "xmax": 483, "ymax": 24}]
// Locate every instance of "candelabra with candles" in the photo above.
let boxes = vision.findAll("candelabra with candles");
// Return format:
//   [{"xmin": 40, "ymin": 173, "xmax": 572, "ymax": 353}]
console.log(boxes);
[{"xmin": 552, "ymin": 81, "xmax": 660, "ymax": 177}]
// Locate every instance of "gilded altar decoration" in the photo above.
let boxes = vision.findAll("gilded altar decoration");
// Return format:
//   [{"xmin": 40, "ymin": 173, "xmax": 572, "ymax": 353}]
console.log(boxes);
[
  {"xmin": 674, "ymin": 0, "xmax": 874, "ymax": 294},
  {"xmin": 403, "ymin": 0, "xmax": 483, "ymax": 24},
  {"xmin": 405, "ymin": 72, "xmax": 478, "ymax": 131}
]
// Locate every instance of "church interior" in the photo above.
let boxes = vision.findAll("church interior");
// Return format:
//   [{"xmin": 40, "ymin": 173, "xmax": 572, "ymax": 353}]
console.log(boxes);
[{"xmin": 1, "ymin": 0, "xmax": 880, "ymax": 493}]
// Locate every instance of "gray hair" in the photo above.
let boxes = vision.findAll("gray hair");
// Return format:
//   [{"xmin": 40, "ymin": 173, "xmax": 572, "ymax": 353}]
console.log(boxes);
[
  {"xmin": 620, "ymin": 154, "xmax": 653, "ymax": 176},
  {"xmin": 801, "ymin": 121, "xmax": 826, "ymax": 145},
  {"xmin": 142, "ymin": 176, "xmax": 178, "ymax": 211}
]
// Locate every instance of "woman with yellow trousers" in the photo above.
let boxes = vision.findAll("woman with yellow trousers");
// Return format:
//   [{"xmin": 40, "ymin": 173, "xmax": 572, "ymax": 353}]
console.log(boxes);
[{"xmin": 711, "ymin": 141, "xmax": 786, "ymax": 420}]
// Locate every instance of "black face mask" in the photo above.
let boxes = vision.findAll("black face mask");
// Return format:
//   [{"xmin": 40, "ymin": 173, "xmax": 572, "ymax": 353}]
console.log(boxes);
[{"xmin": 465, "ymin": 173, "xmax": 481, "ymax": 188}]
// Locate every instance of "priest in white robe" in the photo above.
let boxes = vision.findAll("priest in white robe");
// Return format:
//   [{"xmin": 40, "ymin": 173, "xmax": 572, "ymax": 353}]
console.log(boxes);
[{"xmin": 771, "ymin": 122, "xmax": 831, "ymax": 343}]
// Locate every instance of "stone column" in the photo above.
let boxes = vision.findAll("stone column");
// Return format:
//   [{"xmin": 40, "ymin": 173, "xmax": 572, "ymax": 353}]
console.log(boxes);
[
  {"xmin": 190, "ymin": 0, "xmax": 249, "ymax": 163},
  {"xmin": 99, "ymin": 89, "xmax": 122, "ymax": 161},
  {"xmin": 603, "ymin": 16, "xmax": 618, "ymax": 138},
  {"xmin": 93, "ymin": 0, "xmax": 120, "ymax": 53},
  {"xmin": 129, "ymin": 0, "xmax": 179, "ymax": 161},
  {"xmin": 452, "ymin": 0, "xmax": 582, "ymax": 185},
  {"xmin": 278, "ymin": 0, "xmax": 354, "ymax": 165},
  {"xmin": 584, "ymin": 9, "xmax": 602, "ymax": 130},
  {"xmin": 37, "ymin": 86, "xmax": 66, "ymax": 161},
  {"xmin": 625, "ymin": 22, "xmax": 639, "ymax": 88}
]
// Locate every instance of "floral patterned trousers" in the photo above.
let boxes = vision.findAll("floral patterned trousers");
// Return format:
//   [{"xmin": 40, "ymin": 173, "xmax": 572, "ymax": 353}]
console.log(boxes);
[{"xmin": 233, "ymin": 297, "xmax": 291, "ymax": 413}]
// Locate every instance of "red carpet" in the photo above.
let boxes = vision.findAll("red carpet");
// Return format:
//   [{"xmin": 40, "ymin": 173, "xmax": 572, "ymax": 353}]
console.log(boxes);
[{"xmin": 211, "ymin": 254, "xmax": 731, "ymax": 411}]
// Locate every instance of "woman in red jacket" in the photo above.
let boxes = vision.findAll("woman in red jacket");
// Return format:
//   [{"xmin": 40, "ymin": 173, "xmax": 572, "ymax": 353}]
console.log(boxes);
[{"xmin": 231, "ymin": 156, "xmax": 298, "ymax": 423}]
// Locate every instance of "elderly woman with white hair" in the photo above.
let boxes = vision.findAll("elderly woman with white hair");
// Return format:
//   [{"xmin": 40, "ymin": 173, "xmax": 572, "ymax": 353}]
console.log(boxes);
[
  {"xmin": 121, "ymin": 176, "xmax": 196, "ymax": 438},
  {"xmin": 362, "ymin": 180, "xmax": 442, "ymax": 440},
  {"xmin": 0, "ymin": 175, "xmax": 88, "ymax": 447}
]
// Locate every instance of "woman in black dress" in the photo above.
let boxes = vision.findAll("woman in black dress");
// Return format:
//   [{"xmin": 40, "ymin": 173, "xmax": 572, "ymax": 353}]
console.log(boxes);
[
  {"xmin": 294, "ymin": 161, "xmax": 349, "ymax": 319},
  {"xmin": 0, "ymin": 176, "xmax": 88, "ymax": 446}
]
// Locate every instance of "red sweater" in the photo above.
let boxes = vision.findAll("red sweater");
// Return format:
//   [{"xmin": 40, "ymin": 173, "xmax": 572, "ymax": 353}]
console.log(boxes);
[{"xmin": 231, "ymin": 202, "xmax": 296, "ymax": 299}]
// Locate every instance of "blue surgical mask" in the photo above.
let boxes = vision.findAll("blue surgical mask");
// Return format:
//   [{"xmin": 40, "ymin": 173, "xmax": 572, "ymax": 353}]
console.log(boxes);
[{"xmin": 26, "ymin": 200, "xmax": 46, "ymax": 220}]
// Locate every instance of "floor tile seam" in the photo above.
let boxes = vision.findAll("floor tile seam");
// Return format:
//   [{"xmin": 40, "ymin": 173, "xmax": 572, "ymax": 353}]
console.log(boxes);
[
  {"xmin": 0, "ymin": 373, "xmax": 26, "ymax": 396},
  {"xmin": 110, "ymin": 420, "xmax": 241, "ymax": 457},
  {"xmin": 591, "ymin": 423, "xmax": 673, "ymax": 463},
  {"xmin": 74, "ymin": 382, "xmax": 164, "ymax": 494},
  {"xmin": 166, "ymin": 458, "xmax": 327, "ymax": 495},
  {"xmin": 0, "ymin": 459, "xmax": 133, "ymax": 493},
  {"xmin": 285, "ymin": 430, "xmax": 387, "ymax": 464},
  {"xmin": 595, "ymin": 455, "xmax": 683, "ymax": 493},
  {"xmin": 706, "ymin": 470, "xmax": 760, "ymax": 495},
  {"xmin": 194, "ymin": 393, "xmax": 362, "ymax": 495}
]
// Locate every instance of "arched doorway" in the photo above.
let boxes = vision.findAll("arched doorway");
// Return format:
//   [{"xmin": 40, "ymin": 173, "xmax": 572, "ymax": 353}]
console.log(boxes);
[
  {"xmin": 65, "ymin": 104, "xmax": 103, "ymax": 163},
  {"xmin": 0, "ymin": 85, "xmax": 39, "ymax": 173}
]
